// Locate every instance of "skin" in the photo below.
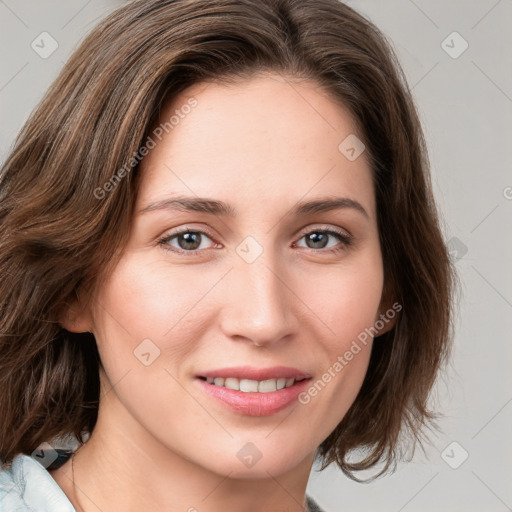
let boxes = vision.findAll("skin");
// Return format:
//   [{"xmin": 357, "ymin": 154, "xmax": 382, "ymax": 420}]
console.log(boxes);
[{"xmin": 52, "ymin": 71, "xmax": 396, "ymax": 512}]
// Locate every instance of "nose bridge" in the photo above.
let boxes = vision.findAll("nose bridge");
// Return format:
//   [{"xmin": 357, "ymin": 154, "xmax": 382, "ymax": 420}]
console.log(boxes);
[{"xmin": 219, "ymin": 241, "xmax": 297, "ymax": 345}]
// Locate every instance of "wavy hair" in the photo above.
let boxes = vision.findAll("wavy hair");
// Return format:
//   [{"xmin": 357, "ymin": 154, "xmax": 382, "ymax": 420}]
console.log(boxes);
[{"xmin": 0, "ymin": 0, "xmax": 458, "ymax": 480}]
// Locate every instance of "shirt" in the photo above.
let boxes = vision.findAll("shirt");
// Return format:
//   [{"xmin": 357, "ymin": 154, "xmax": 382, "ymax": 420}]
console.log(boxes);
[{"xmin": 0, "ymin": 452, "xmax": 327, "ymax": 512}]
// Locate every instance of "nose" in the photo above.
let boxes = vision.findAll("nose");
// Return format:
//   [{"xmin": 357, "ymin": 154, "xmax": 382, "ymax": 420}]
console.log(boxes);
[{"xmin": 218, "ymin": 253, "xmax": 300, "ymax": 348}]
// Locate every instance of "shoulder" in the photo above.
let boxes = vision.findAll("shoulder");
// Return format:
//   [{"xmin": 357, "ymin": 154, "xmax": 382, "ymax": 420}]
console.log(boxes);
[{"xmin": 0, "ymin": 453, "xmax": 75, "ymax": 511}]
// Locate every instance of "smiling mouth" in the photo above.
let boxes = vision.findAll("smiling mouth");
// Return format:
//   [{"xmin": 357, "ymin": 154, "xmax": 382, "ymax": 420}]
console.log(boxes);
[{"xmin": 197, "ymin": 376, "xmax": 310, "ymax": 393}]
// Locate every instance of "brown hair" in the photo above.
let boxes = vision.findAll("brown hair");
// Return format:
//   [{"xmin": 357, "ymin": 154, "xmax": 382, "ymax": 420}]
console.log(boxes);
[{"xmin": 0, "ymin": 0, "xmax": 458, "ymax": 480}]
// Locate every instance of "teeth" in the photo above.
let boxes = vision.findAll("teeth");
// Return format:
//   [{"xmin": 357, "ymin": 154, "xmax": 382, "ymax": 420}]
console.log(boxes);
[
  {"xmin": 240, "ymin": 379, "xmax": 258, "ymax": 392},
  {"xmin": 258, "ymin": 379, "xmax": 277, "ymax": 392},
  {"xmin": 204, "ymin": 377, "xmax": 297, "ymax": 392},
  {"xmin": 224, "ymin": 378, "xmax": 239, "ymax": 391}
]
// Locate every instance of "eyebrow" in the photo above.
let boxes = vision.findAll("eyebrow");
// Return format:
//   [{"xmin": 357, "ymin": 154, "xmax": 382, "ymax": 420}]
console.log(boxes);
[{"xmin": 139, "ymin": 195, "xmax": 369, "ymax": 219}]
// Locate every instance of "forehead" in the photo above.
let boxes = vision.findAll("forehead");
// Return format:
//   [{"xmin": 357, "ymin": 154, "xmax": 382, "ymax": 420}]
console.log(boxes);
[{"xmin": 137, "ymin": 72, "xmax": 375, "ymax": 219}]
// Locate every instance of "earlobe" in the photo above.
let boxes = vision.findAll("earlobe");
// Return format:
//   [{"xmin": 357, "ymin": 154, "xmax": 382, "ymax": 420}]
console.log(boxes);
[
  {"xmin": 374, "ymin": 307, "xmax": 397, "ymax": 337},
  {"xmin": 58, "ymin": 299, "xmax": 93, "ymax": 333},
  {"xmin": 374, "ymin": 283, "xmax": 400, "ymax": 337}
]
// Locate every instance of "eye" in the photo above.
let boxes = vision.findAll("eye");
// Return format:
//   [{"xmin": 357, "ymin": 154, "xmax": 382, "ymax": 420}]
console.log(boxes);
[
  {"xmin": 157, "ymin": 226, "xmax": 352, "ymax": 256},
  {"xmin": 294, "ymin": 228, "xmax": 352, "ymax": 253},
  {"xmin": 158, "ymin": 229, "xmax": 218, "ymax": 254}
]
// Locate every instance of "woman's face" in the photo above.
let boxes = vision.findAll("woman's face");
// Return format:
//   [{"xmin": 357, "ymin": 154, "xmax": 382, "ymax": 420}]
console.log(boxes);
[{"xmin": 73, "ymin": 72, "xmax": 392, "ymax": 478}]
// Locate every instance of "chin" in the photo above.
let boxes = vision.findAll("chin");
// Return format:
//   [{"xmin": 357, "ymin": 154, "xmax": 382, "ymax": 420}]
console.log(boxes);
[{"xmin": 197, "ymin": 438, "xmax": 312, "ymax": 479}]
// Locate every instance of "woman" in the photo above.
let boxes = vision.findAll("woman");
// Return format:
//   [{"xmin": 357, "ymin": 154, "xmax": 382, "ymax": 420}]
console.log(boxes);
[{"xmin": 0, "ymin": 0, "xmax": 457, "ymax": 511}]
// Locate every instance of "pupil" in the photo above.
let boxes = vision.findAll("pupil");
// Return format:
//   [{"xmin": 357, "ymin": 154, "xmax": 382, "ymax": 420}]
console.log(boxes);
[
  {"xmin": 307, "ymin": 232, "xmax": 327, "ymax": 249},
  {"xmin": 180, "ymin": 232, "xmax": 201, "ymax": 250}
]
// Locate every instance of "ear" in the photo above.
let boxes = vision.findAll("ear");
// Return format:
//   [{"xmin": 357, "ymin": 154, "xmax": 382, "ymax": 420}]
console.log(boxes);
[
  {"xmin": 58, "ymin": 295, "xmax": 93, "ymax": 334},
  {"xmin": 373, "ymin": 281, "xmax": 400, "ymax": 337}
]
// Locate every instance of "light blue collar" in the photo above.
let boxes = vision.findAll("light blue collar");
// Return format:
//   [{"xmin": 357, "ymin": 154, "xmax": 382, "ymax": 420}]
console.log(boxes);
[{"xmin": 0, "ymin": 453, "xmax": 75, "ymax": 511}]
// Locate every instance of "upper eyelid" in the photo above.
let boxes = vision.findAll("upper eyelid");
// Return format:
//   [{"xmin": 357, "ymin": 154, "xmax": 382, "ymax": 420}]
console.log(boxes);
[
  {"xmin": 163, "ymin": 224, "xmax": 350, "ymax": 238},
  {"xmin": 296, "ymin": 224, "xmax": 351, "ymax": 238}
]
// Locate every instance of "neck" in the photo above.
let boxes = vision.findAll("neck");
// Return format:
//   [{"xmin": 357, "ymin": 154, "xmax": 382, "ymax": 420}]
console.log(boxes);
[{"xmin": 53, "ymin": 384, "xmax": 315, "ymax": 512}]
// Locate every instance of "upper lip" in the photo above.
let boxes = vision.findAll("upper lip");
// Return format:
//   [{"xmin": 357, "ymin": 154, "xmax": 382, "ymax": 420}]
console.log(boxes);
[{"xmin": 197, "ymin": 366, "xmax": 312, "ymax": 381}]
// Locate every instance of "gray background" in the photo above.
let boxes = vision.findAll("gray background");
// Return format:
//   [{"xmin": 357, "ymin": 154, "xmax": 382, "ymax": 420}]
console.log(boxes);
[{"xmin": 1, "ymin": 1, "xmax": 511, "ymax": 511}]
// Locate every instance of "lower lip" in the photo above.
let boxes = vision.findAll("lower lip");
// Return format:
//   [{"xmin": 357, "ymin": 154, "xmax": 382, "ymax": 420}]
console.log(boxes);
[{"xmin": 196, "ymin": 378, "xmax": 311, "ymax": 416}]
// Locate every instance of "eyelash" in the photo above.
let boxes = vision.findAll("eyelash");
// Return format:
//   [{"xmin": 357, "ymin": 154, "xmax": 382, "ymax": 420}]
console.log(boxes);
[{"xmin": 157, "ymin": 226, "xmax": 353, "ymax": 256}]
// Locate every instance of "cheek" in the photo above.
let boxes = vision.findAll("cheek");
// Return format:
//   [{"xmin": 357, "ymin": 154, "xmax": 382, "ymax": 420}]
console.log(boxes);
[
  {"xmin": 94, "ymin": 253, "xmax": 215, "ymax": 341},
  {"xmin": 294, "ymin": 248, "xmax": 383, "ymax": 419},
  {"xmin": 297, "ymin": 278, "xmax": 378, "ymax": 441},
  {"xmin": 90, "ymin": 254, "xmax": 216, "ymax": 388},
  {"xmin": 303, "ymin": 247, "xmax": 384, "ymax": 349},
  {"xmin": 89, "ymin": 255, "xmax": 207, "ymax": 427}
]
